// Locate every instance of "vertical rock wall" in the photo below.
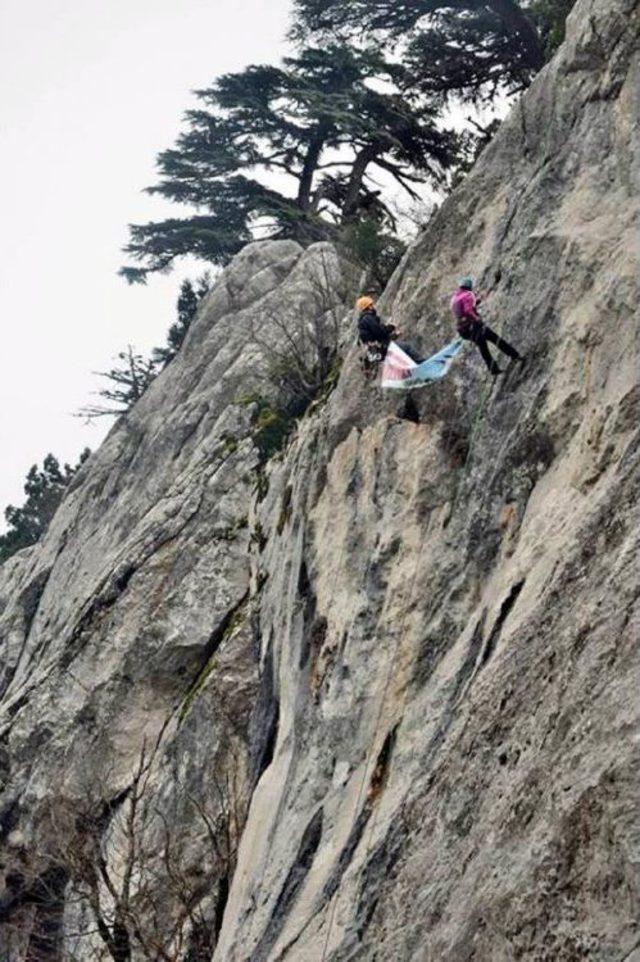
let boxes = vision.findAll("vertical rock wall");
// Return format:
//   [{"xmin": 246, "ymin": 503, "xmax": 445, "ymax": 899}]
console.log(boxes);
[{"xmin": 0, "ymin": 0, "xmax": 639, "ymax": 958}]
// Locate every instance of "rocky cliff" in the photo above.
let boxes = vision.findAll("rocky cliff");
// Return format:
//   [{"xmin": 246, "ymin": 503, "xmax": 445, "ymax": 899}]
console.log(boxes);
[{"xmin": 1, "ymin": 0, "xmax": 639, "ymax": 958}]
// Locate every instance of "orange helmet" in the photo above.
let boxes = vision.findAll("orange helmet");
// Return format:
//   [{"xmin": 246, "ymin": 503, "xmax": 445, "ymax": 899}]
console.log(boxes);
[{"xmin": 356, "ymin": 295, "xmax": 374, "ymax": 311}]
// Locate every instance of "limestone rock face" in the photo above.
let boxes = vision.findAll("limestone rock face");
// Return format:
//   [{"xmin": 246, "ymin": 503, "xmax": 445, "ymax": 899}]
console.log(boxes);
[{"xmin": 1, "ymin": 0, "xmax": 639, "ymax": 958}]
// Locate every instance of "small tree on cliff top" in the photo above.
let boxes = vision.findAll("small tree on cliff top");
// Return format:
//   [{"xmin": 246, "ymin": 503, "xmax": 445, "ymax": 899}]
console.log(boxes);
[
  {"xmin": 152, "ymin": 274, "xmax": 211, "ymax": 368},
  {"xmin": 78, "ymin": 346, "xmax": 157, "ymax": 420}
]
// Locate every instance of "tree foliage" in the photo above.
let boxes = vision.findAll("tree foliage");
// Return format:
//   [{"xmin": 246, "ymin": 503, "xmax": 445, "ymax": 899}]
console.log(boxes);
[
  {"xmin": 152, "ymin": 274, "xmax": 211, "ymax": 367},
  {"xmin": 292, "ymin": 0, "xmax": 576, "ymax": 102},
  {"xmin": 120, "ymin": 45, "xmax": 459, "ymax": 283},
  {"xmin": 529, "ymin": 0, "xmax": 576, "ymax": 56},
  {"xmin": 118, "ymin": 0, "xmax": 578, "ymax": 283},
  {"xmin": 0, "ymin": 450, "xmax": 91, "ymax": 563},
  {"xmin": 80, "ymin": 274, "xmax": 211, "ymax": 420},
  {"xmin": 339, "ymin": 218, "xmax": 407, "ymax": 290},
  {"xmin": 78, "ymin": 346, "xmax": 158, "ymax": 420}
]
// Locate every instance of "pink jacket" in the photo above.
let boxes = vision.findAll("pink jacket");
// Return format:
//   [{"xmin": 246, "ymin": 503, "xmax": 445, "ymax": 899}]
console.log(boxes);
[{"xmin": 450, "ymin": 288, "xmax": 480, "ymax": 322}]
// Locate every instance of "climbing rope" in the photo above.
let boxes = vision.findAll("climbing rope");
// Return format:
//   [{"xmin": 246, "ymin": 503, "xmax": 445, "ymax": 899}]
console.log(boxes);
[
  {"xmin": 350, "ymin": 371, "xmax": 549, "ymax": 952},
  {"xmin": 445, "ymin": 372, "xmax": 497, "ymax": 529},
  {"xmin": 317, "ymin": 366, "xmax": 499, "ymax": 956},
  {"xmin": 261, "ymin": 313, "xmax": 538, "ymax": 959},
  {"xmin": 480, "ymin": 374, "xmax": 545, "ymax": 508},
  {"xmin": 444, "ymin": 302, "xmax": 526, "ymax": 527},
  {"xmin": 318, "ymin": 365, "xmax": 501, "ymax": 960},
  {"xmin": 319, "ymin": 327, "xmax": 543, "ymax": 958},
  {"xmin": 318, "ymin": 461, "xmax": 405, "ymax": 962}
]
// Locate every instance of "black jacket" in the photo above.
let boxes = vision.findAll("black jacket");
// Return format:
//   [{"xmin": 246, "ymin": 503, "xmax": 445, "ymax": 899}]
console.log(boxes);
[{"xmin": 358, "ymin": 308, "xmax": 396, "ymax": 346}]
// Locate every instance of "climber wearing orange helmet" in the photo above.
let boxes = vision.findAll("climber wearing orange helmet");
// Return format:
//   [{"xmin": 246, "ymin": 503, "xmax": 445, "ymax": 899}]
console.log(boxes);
[
  {"xmin": 356, "ymin": 296, "xmax": 394, "ymax": 350},
  {"xmin": 355, "ymin": 295, "xmax": 375, "ymax": 312},
  {"xmin": 356, "ymin": 295, "xmax": 423, "ymax": 363}
]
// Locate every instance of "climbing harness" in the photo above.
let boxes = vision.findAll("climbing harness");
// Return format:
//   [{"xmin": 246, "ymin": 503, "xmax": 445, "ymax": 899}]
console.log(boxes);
[{"xmin": 360, "ymin": 345, "xmax": 385, "ymax": 381}]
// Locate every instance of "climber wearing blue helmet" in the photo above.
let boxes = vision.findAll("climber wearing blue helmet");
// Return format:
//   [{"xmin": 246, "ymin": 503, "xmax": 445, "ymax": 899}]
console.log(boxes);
[{"xmin": 451, "ymin": 277, "xmax": 524, "ymax": 376}]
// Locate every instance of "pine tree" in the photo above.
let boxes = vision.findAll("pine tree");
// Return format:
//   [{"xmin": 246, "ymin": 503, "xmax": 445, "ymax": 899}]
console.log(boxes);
[
  {"xmin": 80, "ymin": 276, "xmax": 210, "ymax": 421},
  {"xmin": 0, "ymin": 450, "xmax": 91, "ymax": 563},
  {"xmin": 292, "ymin": 0, "xmax": 576, "ymax": 102},
  {"xmin": 529, "ymin": 0, "xmax": 576, "ymax": 57},
  {"xmin": 120, "ymin": 45, "xmax": 459, "ymax": 283},
  {"xmin": 152, "ymin": 274, "xmax": 211, "ymax": 368},
  {"xmin": 78, "ymin": 347, "xmax": 158, "ymax": 420}
]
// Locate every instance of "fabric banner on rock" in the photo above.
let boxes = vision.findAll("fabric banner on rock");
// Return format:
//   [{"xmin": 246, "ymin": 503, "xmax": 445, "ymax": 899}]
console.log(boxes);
[
  {"xmin": 381, "ymin": 338, "xmax": 464, "ymax": 390},
  {"xmin": 380, "ymin": 341, "xmax": 416, "ymax": 388}
]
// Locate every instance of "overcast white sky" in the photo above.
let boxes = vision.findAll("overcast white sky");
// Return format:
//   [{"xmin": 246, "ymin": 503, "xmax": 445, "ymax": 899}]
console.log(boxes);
[{"xmin": 0, "ymin": 0, "xmax": 291, "ymax": 519}]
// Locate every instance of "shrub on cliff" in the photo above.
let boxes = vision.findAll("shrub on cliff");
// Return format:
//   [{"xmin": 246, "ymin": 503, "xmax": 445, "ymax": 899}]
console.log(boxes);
[{"xmin": 339, "ymin": 218, "xmax": 407, "ymax": 290}]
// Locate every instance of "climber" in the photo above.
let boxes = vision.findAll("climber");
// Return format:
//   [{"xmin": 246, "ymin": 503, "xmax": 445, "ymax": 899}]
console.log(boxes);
[
  {"xmin": 450, "ymin": 278, "xmax": 524, "ymax": 376},
  {"xmin": 356, "ymin": 296, "xmax": 423, "ymax": 423},
  {"xmin": 356, "ymin": 296, "xmax": 423, "ymax": 363}
]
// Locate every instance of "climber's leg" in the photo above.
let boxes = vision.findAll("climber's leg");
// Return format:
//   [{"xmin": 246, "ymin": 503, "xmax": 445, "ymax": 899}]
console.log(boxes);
[
  {"xmin": 397, "ymin": 393, "xmax": 420, "ymax": 423},
  {"xmin": 483, "ymin": 324, "xmax": 522, "ymax": 362},
  {"xmin": 463, "ymin": 323, "xmax": 502, "ymax": 375},
  {"xmin": 477, "ymin": 335, "xmax": 502, "ymax": 375},
  {"xmin": 397, "ymin": 341, "xmax": 424, "ymax": 364}
]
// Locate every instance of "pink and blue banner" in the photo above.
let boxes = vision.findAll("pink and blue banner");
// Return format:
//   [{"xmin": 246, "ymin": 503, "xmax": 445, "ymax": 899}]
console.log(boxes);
[{"xmin": 381, "ymin": 339, "xmax": 464, "ymax": 391}]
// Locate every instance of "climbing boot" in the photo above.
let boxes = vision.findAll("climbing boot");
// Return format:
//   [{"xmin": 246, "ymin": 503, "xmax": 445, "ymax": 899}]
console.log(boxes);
[{"xmin": 397, "ymin": 395, "xmax": 420, "ymax": 423}]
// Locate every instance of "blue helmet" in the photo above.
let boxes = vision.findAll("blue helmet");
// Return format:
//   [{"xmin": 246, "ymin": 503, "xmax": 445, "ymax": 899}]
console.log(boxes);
[{"xmin": 459, "ymin": 276, "xmax": 474, "ymax": 290}]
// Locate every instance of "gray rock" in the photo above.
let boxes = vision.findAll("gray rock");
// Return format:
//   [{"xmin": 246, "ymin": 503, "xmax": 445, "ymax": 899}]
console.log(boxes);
[{"xmin": 1, "ymin": 0, "xmax": 639, "ymax": 958}]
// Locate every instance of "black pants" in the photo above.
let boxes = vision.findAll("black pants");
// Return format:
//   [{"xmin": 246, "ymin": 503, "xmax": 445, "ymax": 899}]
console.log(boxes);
[
  {"xmin": 397, "ymin": 341, "xmax": 424, "ymax": 364},
  {"xmin": 459, "ymin": 320, "xmax": 520, "ymax": 374}
]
